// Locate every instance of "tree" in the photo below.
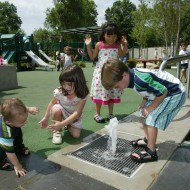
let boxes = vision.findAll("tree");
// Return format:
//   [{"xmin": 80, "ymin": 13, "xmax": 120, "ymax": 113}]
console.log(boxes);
[
  {"xmin": 151, "ymin": 0, "xmax": 181, "ymax": 55},
  {"xmin": 150, "ymin": 0, "xmax": 190, "ymax": 54},
  {"xmin": 0, "ymin": 2, "xmax": 22, "ymax": 34},
  {"xmin": 131, "ymin": 0, "xmax": 190, "ymax": 55},
  {"xmin": 33, "ymin": 28, "xmax": 50, "ymax": 43},
  {"xmin": 45, "ymin": 0, "xmax": 98, "ymax": 43},
  {"xmin": 178, "ymin": 0, "xmax": 190, "ymax": 43},
  {"xmin": 131, "ymin": 1, "xmax": 152, "ymax": 49},
  {"xmin": 45, "ymin": 0, "xmax": 98, "ymax": 30},
  {"xmin": 105, "ymin": 0, "xmax": 136, "ymax": 46}
]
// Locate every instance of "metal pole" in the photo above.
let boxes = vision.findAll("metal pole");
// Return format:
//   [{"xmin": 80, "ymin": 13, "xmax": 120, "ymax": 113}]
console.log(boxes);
[
  {"xmin": 159, "ymin": 53, "xmax": 190, "ymax": 71},
  {"xmin": 177, "ymin": 62, "xmax": 180, "ymax": 79},
  {"xmin": 159, "ymin": 53, "xmax": 190, "ymax": 98},
  {"xmin": 187, "ymin": 61, "xmax": 190, "ymax": 98}
]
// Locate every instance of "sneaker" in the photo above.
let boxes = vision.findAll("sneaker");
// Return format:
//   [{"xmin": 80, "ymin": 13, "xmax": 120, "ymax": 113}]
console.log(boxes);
[
  {"xmin": 94, "ymin": 114, "xmax": 105, "ymax": 123},
  {"xmin": 107, "ymin": 114, "xmax": 115, "ymax": 120},
  {"xmin": 52, "ymin": 132, "xmax": 62, "ymax": 144}
]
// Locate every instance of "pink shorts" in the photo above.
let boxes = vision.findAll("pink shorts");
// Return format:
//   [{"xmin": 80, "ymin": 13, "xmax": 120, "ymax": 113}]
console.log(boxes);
[{"xmin": 51, "ymin": 104, "xmax": 82, "ymax": 129}]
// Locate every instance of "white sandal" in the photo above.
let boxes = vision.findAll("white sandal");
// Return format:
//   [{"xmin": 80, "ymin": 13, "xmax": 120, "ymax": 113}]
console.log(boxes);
[
  {"xmin": 94, "ymin": 114, "xmax": 105, "ymax": 123},
  {"xmin": 52, "ymin": 131, "xmax": 62, "ymax": 144}
]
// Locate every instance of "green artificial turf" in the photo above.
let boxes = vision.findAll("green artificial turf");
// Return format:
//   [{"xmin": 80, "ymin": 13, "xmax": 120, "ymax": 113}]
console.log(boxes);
[{"xmin": 0, "ymin": 64, "xmax": 143, "ymax": 157}]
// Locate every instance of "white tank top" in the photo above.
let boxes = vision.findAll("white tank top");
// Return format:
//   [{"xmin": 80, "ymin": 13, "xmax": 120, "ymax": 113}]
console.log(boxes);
[{"xmin": 64, "ymin": 54, "xmax": 73, "ymax": 67}]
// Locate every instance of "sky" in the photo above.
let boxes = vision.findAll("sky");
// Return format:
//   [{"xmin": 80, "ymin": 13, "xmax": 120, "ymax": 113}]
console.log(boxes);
[{"xmin": 1, "ymin": 0, "xmax": 140, "ymax": 35}]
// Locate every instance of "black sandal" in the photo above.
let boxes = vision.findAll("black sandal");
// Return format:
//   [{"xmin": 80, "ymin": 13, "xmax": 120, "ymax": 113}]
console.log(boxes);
[
  {"xmin": 130, "ymin": 137, "xmax": 148, "ymax": 148},
  {"xmin": 130, "ymin": 147, "xmax": 158, "ymax": 163},
  {"xmin": 0, "ymin": 160, "xmax": 13, "ymax": 171}
]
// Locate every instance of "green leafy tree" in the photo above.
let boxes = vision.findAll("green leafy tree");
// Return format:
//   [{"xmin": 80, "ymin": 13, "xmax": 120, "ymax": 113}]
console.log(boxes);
[
  {"xmin": 150, "ymin": 0, "xmax": 181, "ymax": 54},
  {"xmin": 132, "ymin": 0, "xmax": 190, "ymax": 54},
  {"xmin": 150, "ymin": 0, "xmax": 190, "ymax": 54},
  {"xmin": 33, "ymin": 28, "xmax": 50, "ymax": 43},
  {"xmin": 33, "ymin": 28, "xmax": 61, "ymax": 56},
  {"xmin": 0, "ymin": 1, "xmax": 22, "ymax": 34},
  {"xmin": 105, "ymin": 0, "xmax": 136, "ymax": 46},
  {"xmin": 45, "ymin": 0, "xmax": 97, "ymax": 30},
  {"xmin": 45, "ymin": 0, "xmax": 98, "ymax": 43},
  {"xmin": 178, "ymin": 0, "xmax": 190, "ymax": 43},
  {"xmin": 131, "ymin": 1, "xmax": 152, "ymax": 50}
]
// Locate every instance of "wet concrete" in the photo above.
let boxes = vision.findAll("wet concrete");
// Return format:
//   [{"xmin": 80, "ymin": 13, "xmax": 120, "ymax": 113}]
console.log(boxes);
[{"xmin": 0, "ymin": 153, "xmax": 117, "ymax": 190}]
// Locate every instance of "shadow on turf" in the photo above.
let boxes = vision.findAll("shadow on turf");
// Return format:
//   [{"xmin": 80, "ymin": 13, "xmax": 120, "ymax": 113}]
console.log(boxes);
[{"xmin": 0, "ymin": 86, "xmax": 27, "ymax": 97}]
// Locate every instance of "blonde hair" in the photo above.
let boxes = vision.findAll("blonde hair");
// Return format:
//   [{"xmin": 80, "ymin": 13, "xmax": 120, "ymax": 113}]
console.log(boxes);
[
  {"xmin": 64, "ymin": 46, "xmax": 72, "ymax": 52},
  {"xmin": 0, "ymin": 98, "xmax": 27, "ymax": 121},
  {"xmin": 101, "ymin": 59, "xmax": 129, "ymax": 90}
]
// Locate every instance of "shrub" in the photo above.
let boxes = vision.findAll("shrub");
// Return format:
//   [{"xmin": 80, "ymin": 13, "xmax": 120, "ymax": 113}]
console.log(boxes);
[
  {"xmin": 73, "ymin": 61, "xmax": 86, "ymax": 68},
  {"xmin": 126, "ymin": 59, "xmax": 137, "ymax": 68}
]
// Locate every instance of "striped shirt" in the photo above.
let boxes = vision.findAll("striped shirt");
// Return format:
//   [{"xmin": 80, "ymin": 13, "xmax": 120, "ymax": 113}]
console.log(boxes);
[
  {"xmin": 0, "ymin": 116, "xmax": 14, "ymax": 153},
  {"xmin": 128, "ymin": 68, "xmax": 185, "ymax": 100}
]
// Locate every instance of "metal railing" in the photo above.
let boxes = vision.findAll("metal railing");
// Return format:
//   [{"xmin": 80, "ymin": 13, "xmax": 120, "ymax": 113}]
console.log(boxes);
[{"xmin": 159, "ymin": 53, "xmax": 190, "ymax": 98}]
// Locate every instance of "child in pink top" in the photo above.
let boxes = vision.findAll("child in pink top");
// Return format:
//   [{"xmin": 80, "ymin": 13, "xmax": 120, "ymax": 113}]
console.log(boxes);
[{"xmin": 85, "ymin": 21, "xmax": 127, "ymax": 123}]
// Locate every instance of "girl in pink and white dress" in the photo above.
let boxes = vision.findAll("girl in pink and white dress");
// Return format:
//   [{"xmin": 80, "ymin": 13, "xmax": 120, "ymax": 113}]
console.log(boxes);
[{"xmin": 85, "ymin": 21, "xmax": 127, "ymax": 123}]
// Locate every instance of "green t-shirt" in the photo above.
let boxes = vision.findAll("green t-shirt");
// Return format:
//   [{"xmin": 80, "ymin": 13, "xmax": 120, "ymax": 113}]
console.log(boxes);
[{"xmin": 0, "ymin": 116, "xmax": 14, "ymax": 153}]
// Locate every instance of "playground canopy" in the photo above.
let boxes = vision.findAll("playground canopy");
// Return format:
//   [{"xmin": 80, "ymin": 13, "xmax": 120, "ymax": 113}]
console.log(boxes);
[{"xmin": 62, "ymin": 26, "xmax": 101, "ymax": 35}]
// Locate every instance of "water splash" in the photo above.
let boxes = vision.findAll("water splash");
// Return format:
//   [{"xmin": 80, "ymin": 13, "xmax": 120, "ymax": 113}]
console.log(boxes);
[
  {"xmin": 122, "ymin": 166, "xmax": 131, "ymax": 173},
  {"xmin": 105, "ymin": 117, "xmax": 119, "ymax": 154}
]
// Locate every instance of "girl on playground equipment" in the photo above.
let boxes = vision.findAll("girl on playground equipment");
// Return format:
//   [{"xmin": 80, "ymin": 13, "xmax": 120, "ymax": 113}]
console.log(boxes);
[
  {"xmin": 39, "ymin": 65, "xmax": 89, "ymax": 144},
  {"xmin": 85, "ymin": 21, "xmax": 128, "ymax": 123},
  {"xmin": 62, "ymin": 46, "xmax": 78, "ymax": 69}
]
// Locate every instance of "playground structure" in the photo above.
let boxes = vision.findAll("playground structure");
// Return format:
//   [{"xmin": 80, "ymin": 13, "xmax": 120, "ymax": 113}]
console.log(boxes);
[
  {"xmin": 61, "ymin": 26, "xmax": 100, "ymax": 61},
  {"xmin": 26, "ymin": 50, "xmax": 54, "ymax": 70},
  {"xmin": 0, "ymin": 33, "xmax": 55, "ymax": 71},
  {"xmin": 0, "ymin": 34, "xmax": 17, "ymax": 63},
  {"xmin": 0, "ymin": 33, "xmax": 56, "ymax": 91},
  {"xmin": 0, "ymin": 27, "xmax": 100, "ymax": 72},
  {"xmin": 39, "ymin": 49, "xmax": 54, "ymax": 62}
]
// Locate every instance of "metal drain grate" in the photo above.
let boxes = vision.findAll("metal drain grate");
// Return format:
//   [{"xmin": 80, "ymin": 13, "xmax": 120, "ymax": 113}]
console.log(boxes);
[{"xmin": 69, "ymin": 135, "xmax": 143, "ymax": 177}]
